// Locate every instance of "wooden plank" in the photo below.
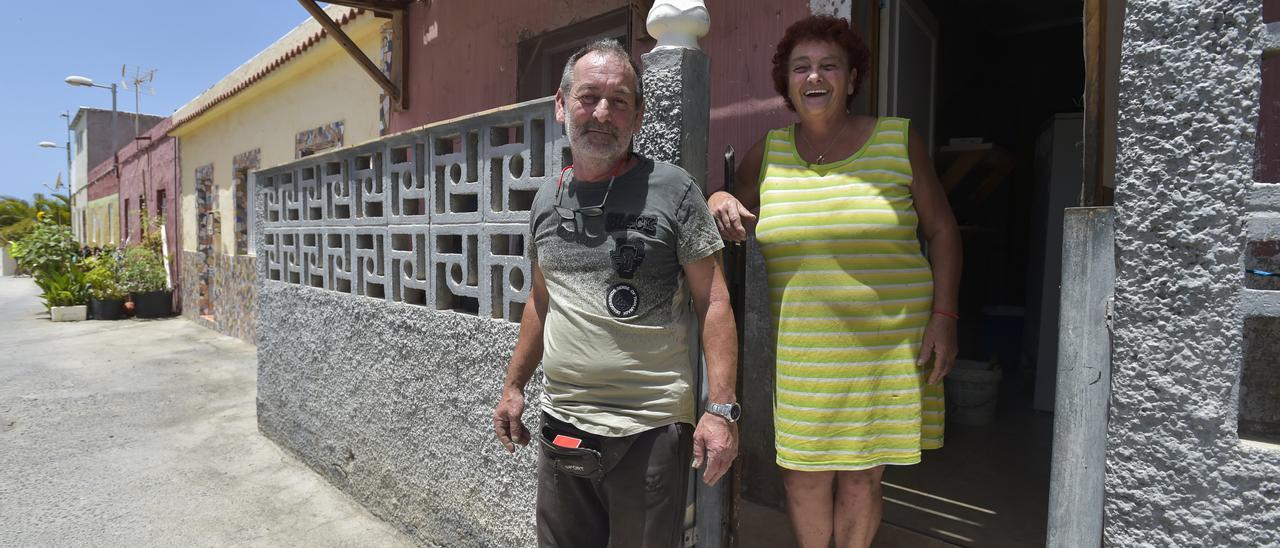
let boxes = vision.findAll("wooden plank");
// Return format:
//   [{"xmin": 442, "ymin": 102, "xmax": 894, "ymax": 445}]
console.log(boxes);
[
  {"xmin": 324, "ymin": 0, "xmax": 411, "ymax": 12},
  {"xmin": 1045, "ymin": 207, "xmax": 1114, "ymax": 548},
  {"xmin": 1081, "ymin": 0, "xmax": 1103, "ymax": 206},
  {"xmin": 297, "ymin": 0, "xmax": 401, "ymax": 104},
  {"xmin": 392, "ymin": 9, "xmax": 408, "ymax": 110}
]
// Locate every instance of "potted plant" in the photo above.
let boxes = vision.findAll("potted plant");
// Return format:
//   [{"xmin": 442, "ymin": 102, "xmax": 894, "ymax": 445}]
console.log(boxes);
[
  {"xmin": 40, "ymin": 267, "xmax": 90, "ymax": 321},
  {"xmin": 83, "ymin": 249, "xmax": 127, "ymax": 320},
  {"xmin": 119, "ymin": 245, "xmax": 172, "ymax": 318},
  {"xmin": 12, "ymin": 217, "xmax": 84, "ymax": 319}
]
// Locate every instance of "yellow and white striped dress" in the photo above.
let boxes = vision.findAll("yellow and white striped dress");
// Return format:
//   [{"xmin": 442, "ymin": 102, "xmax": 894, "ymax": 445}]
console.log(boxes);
[{"xmin": 755, "ymin": 117, "xmax": 944, "ymax": 471}]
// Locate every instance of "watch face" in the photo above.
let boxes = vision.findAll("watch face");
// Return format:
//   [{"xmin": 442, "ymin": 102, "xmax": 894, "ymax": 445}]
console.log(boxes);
[{"xmin": 711, "ymin": 403, "xmax": 741, "ymax": 422}]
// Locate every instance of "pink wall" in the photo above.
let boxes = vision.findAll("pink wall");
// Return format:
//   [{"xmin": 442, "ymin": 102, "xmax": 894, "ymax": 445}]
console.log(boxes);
[
  {"xmin": 389, "ymin": 0, "xmax": 817, "ymax": 193},
  {"xmin": 698, "ymin": 0, "xmax": 814, "ymax": 193},
  {"xmin": 1260, "ymin": 56, "xmax": 1279, "ymax": 182},
  {"xmin": 85, "ymin": 118, "xmax": 182, "ymax": 308},
  {"xmin": 1260, "ymin": 0, "xmax": 1280, "ymax": 182},
  {"xmin": 388, "ymin": 0, "xmax": 627, "ymax": 133}
]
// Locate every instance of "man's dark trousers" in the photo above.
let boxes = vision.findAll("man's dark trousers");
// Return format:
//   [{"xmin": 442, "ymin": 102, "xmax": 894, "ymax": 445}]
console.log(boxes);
[{"xmin": 536, "ymin": 414, "xmax": 694, "ymax": 548}]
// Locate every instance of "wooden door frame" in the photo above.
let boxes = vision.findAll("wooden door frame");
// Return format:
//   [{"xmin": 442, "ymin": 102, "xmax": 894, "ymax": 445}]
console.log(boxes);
[{"xmin": 1083, "ymin": 0, "xmax": 1124, "ymax": 206}]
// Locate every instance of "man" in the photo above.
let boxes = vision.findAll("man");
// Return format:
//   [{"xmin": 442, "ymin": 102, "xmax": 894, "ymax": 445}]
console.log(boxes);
[{"xmin": 492, "ymin": 39, "xmax": 740, "ymax": 547}]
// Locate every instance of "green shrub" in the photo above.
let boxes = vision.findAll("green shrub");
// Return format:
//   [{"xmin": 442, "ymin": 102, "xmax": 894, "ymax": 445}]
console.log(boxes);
[
  {"xmin": 82, "ymin": 251, "xmax": 127, "ymax": 301},
  {"xmin": 139, "ymin": 211, "xmax": 165, "ymax": 257},
  {"xmin": 119, "ymin": 246, "xmax": 168, "ymax": 293},
  {"xmin": 12, "ymin": 219, "xmax": 78, "ymax": 279},
  {"xmin": 38, "ymin": 267, "xmax": 89, "ymax": 308}
]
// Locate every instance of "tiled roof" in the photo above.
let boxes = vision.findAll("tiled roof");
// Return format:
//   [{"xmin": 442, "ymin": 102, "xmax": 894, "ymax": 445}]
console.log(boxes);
[{"xmin": 170, "ymin": 5, "xmax": 366, "ymax": 131}]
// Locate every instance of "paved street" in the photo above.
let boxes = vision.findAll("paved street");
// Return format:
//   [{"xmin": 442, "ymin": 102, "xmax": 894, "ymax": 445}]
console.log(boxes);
[{"xmin": 0, "ymin": 276, "xmax": 411, "ymax": 547}]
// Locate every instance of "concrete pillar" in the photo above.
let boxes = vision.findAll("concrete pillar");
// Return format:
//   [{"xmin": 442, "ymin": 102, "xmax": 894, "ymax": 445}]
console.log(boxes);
[
  {"xmin": 0, "ymin": 246, "xmax": 16, "ymax": 276},
  {"xmin": 633, "ymin": 0, "xmax": 710, "ymax": 191},
  {"xmin": 1046, "ymin": 207, "xmax": 1114, "ymax": 548},
  {"xmin": 1106, "ymin": 1, "xmax": 1278, "ymax": 545},
  {"xmin": 634, "ymin": 3, "xmax": 723, "ymax": 546}
]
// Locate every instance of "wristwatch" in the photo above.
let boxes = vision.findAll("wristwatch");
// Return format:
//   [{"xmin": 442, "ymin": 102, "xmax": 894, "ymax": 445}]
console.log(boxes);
[{"xmin": 706, "ymin": 401, "xmax": 742, "ymax": 423}]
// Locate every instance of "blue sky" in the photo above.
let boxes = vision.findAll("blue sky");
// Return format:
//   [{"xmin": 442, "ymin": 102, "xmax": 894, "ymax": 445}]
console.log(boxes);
[{"xmin": 0, "ymin": 2, "xmax": 328, "ymax": 202}]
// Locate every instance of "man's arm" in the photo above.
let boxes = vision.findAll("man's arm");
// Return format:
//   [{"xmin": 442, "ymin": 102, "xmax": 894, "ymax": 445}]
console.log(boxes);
[
  {"xmin": 707, "ymin": 138, "xmax": 765, "ymax": 241},
  {"xmin": 683, "ymin": 253, "xmax": 739, "ymax": 486},
  {"xmin": 494, "ymin": 262, "xmax": 549, "ymax": 452}
]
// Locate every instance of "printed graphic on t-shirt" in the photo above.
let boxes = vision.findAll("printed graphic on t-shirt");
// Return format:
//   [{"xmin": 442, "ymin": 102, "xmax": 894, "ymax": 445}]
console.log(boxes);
[
  {"xmin": 528, "ymin": 158, "xmax": 726, "ymax": 437},
  {"xmin": 607, "ymin": 213, "xmax": 659, "ymax": 236},
  {"xmin": 610, "ymin": 236, "xmax": 646, "ymax": 279},
  {"xmin": 606, "ymin": 282, "xmax": 640, "ymax": 318}
]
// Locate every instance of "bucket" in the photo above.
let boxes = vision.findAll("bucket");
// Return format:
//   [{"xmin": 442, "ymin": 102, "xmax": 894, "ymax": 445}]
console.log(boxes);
[{"xmin": 945, "ymin": 359, "xmax": 1002, "ymax": 426}]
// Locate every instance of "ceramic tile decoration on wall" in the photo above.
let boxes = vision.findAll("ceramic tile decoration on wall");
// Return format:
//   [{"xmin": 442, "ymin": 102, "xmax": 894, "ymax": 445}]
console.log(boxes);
[
  {"xmin": 181, "ymin": 251, "xmax": 258, "ymax": 343},
  {"xmin": 295, "ymin": 121, "xmax": 346, "ymax": 159},
  {"xmin": 194, "ymin": 164, "xmax": 216, "ymax": 317}
]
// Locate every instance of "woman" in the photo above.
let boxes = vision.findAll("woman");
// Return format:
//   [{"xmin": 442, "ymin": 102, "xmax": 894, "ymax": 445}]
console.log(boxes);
[{"xmin": 707, "ymin": 15, "xmax": 961, "ymax": 548}]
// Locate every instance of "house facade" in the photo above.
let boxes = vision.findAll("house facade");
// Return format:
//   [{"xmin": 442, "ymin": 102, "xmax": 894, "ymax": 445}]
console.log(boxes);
[
  {"xmin": 69, "ymin": 108, "xmax": 164, "ymax": 244},
  {"xmin": 213, "ymin": 0, "xmax": 1280, "ymax": 545},
  {"xmin": 168, "ymin": 5, "xmax": 385, "ymax": 342}
]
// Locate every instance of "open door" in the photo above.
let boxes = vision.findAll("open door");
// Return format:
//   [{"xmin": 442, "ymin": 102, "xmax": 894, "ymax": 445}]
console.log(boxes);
[{"xmin": 878, "ymin": 0, "xmax": 939, "ymax": 149}]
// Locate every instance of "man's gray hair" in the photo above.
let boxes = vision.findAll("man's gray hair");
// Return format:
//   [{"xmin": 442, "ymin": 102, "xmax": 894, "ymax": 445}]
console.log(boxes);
[{"xmin": 558, "ymin": 39, "xmax": 644, "ymax": 110}]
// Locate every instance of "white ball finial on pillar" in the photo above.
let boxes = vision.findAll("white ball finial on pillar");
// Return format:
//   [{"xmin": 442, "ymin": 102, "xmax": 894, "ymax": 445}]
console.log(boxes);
[{"xmin": 646, "ymin": 0, "xmax": 710, "ymax": 50}]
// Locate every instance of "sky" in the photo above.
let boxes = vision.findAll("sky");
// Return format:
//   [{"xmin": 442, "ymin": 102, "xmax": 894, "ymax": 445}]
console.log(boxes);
[{"xmin": 0, "ymin": 2, "xmax": 329, "ymax": 202}]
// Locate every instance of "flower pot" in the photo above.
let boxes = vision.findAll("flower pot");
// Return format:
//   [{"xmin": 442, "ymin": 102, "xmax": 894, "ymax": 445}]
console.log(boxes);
[
  {"xmin": 50, "ymin": 305, "xmax": 88, "ymax": 322},
  {"xmin": 90, "ymin": 298, "xmax": 125, "ymax": 320},
  {"xmin": 132, "ymin": 290, "xmax": 173, "ymax": 319}
]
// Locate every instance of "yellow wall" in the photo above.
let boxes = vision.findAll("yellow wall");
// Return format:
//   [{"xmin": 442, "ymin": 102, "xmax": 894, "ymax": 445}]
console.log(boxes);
[
  {"xmin": 176, "ymin": 16, "xmax": 384, "ymax": 254},
  {"xmin": 83, "ymin": 194, "xmax": 119, "ymax": 247}
]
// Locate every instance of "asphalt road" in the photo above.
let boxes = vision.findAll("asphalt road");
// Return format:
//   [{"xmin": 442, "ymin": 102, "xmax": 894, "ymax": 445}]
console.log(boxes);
[{"xmin": 0, "ymin": 276, "xmax": 411, "ymax": 547}]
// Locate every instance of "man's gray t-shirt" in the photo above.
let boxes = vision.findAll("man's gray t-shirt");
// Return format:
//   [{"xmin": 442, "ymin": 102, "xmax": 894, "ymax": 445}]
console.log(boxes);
[{"xmin": 529, "ymin": 157, "xmax": 724, "ymax": 437}]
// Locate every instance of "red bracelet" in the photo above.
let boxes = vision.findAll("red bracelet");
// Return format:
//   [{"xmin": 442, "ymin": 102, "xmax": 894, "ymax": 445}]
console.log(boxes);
[{"xmin": 933, "ymin": 310, "xmax": 960, "ymax": 320}]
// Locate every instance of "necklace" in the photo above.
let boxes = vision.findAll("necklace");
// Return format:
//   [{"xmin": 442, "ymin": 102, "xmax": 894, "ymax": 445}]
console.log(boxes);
[{"xmin": 798, "ymin": 117, "xmax": 851, "ymax": 165}]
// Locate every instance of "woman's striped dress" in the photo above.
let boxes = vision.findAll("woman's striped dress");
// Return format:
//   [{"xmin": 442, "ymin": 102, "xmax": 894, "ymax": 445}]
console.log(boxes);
[{"xmin": 755, "ymin": 117, "xmax": 944, "ymax": 472}]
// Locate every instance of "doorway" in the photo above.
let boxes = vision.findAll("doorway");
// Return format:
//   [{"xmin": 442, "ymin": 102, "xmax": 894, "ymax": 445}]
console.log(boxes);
[{"xmin": 732, "ymin": 1, "xmax": 1092, "ymax": 546}]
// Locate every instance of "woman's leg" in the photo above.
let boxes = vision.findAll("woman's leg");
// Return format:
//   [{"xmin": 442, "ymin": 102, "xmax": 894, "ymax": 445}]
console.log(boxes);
[
  {"xmin": 832, "ymin": 466, "xmax": 886, "ymax": 548},
  {"xmin": 782, "ymin": 469, "xmax": 836, "ymax": 548}
]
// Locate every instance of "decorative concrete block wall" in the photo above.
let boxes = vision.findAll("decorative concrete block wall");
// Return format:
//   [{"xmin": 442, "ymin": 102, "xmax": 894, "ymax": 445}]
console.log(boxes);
[
  {"xmin": 254, "ymin": 98, "xmax": 566, "ymax": 546},
  {"xmin": 1107, "ymin": 2, "xmax": 1280, "ymax": 545}
]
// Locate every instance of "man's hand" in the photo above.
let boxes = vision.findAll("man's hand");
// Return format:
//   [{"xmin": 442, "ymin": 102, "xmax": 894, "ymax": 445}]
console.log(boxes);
[
  {"xmin": 691, "ymin": 412, "xmax": 738, "ymax": 486},
  {"xmin": 919, "ymin": 314, "xmax": 959, "ymax": 385},
  {"xmin": 493, "ymin": 388, "xmax": 530, "ymax": 452},
  {"xmin": 708, "ymin": 191, "xmax": 757, "ymax": 242}
]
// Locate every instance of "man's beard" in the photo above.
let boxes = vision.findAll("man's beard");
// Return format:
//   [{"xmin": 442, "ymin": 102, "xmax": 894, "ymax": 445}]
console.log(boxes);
[{"xmin": 565, "ymin": 116, "xmax": 630, "ymax": 161}]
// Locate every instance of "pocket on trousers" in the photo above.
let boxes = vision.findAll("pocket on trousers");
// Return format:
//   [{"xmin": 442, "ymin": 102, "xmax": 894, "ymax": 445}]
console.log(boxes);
[{"xmin": 539, "ymin": 434, "xmax": 604, "ymax": 480}]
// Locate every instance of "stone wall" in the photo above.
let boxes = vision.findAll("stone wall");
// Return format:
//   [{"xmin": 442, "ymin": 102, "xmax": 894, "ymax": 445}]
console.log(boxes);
[
  {"xmin": 1106, "ymin": 1, "xmax": 1280, "ymax": 545},
  {"xmin": 254, "ymin": 98, "xmax": 564, "ymax": 546},
  {"xmin": 256, "ymin": 282, "xmax": 536, "ymax": 546},
  {"xmin": 180, "ymin": 251, "xmax": 257, "ymax": 344}
]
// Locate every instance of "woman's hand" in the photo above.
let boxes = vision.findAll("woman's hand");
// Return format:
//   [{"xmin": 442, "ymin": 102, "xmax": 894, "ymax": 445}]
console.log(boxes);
[
  {"xmin": 918, "ymin": 313, "xmax": 958, "ymax": 385},
  {"xmin": 708, "ymin": 191, "xmax": 757, "ymax": 242}
]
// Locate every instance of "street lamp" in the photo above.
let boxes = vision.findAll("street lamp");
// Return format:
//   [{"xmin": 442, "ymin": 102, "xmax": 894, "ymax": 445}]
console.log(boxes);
[
  {"xmin": 37, "ymin": 139, "xmax": 73, "ymax": 227},
  {"xmin": 65, "ymin": 75, "xmax": 118, "ymax": 171},
  {"xmin": 67, "ymin": 76, "xmax": 117, "ymax": 243}
]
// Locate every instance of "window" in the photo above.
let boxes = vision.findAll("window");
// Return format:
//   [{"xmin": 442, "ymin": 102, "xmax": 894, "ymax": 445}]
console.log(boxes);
[
  {"xmin": 516, "ymin": 8, "xmax": 630, "ymax": 102},
  {"xmin": 235, "ymin": 172, "xmax": 249, "ymax": 255},
  {"xmin": 156, "ymin": 189, "xmax": 166, "ymax": 220},
  {"xmin": 123, "ymin": 198, "xmax": 130, "ymax": 240}
]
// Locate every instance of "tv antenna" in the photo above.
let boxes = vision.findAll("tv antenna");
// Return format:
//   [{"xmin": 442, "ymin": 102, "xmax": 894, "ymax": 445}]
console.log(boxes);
[{"xmin": 121, "ymin": 64, "xmax": 157, "ymax": 138}]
